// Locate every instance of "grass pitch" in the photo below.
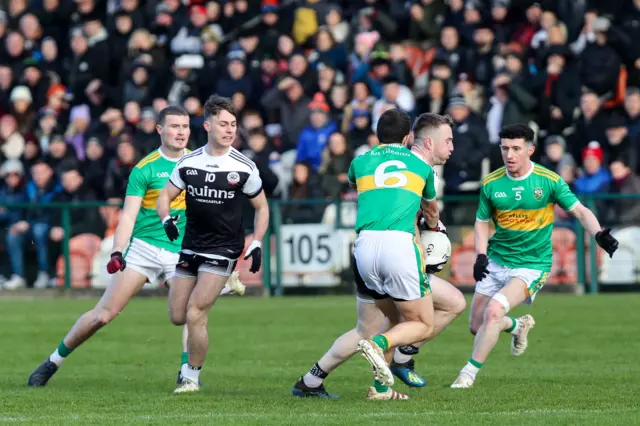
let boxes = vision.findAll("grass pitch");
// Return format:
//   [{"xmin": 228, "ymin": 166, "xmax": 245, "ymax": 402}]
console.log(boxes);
[{"xmin": 1, "ymin": 294, "xmax": 639, "ymax": 425}]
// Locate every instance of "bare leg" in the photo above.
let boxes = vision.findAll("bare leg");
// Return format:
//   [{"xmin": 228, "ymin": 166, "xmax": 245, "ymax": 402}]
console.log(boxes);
[
  {"xmin": 185, "ymin": 271, "xmax": 228, "ymax": 368},
  {"xmin": 471, "ymin": 280, "xmax": 528, "ymax": 363},
  {"xmin": 316, "ymin": 299, "xmax": 386, "ymax": 374},
  {"xmin": 63, "ymin": 269, "xmax": 148, "ymax": 349}
]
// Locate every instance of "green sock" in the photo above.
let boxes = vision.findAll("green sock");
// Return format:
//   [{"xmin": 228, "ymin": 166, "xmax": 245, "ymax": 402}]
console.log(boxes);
[
  {"xmin": 469, "ymin": 358, "xmax": 483, "ymax": 369},
  {"xmin": 505, "ymin": 317, "xmax": 517, "ymax": 333},
  {"xmin": 371, "ymin": 334, "xmax": 390, "ymax": 351},
  {"xmin": 373, "ymin": 379, "xmax": 388, "ymax": 393},
  {"xmin": 57, "ymin": 341, "xmax": 73, "ymax": 357},
  {"xmin": 181, "ymin": 351, "xmax": 188, "ymax": 365}
]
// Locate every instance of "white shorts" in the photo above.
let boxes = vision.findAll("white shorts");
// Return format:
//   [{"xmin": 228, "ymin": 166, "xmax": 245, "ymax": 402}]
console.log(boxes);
[
  {"xmin": 124, "ymin": 238, "xmax": 179, "ymax": 286},
  {"xmin": 475, "ymin": 258, "xmax": 550, "ymax": 304},
  {"xmin": 354, "ymin": 230, "xmax": 430, "ymax": 302}
]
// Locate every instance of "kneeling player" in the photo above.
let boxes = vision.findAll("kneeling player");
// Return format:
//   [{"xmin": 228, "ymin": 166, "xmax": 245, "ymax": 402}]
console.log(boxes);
[{"xmin": 451, "ymin": 124, "xmax": 619, "ymax": 388}]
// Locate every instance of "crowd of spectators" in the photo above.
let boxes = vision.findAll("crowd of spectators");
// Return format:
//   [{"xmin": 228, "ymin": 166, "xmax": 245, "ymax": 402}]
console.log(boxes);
[{"xmin": 1, "ymin": 0, "xmax": 640, "ymax": 288}]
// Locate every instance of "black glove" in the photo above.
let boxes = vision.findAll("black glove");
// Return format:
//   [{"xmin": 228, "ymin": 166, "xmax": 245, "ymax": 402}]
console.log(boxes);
[
  {"xmin": 595, "ymin": 228, "xmax": 619, "ymax": 258},
  {"xmin": 162, "ymin": 215, "xmax": 180, "ymax": 242},
  {"xmin": 243, "ymin": 240, "xmax": 262, "ymax": 273},
  {"xmin": 473, "ymin": 254, "xmax": 489, "ymax": 282}
]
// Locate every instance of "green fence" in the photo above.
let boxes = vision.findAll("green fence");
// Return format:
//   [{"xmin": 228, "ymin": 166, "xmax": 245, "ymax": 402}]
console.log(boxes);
[{"xmin": 1, "ymin": 193, "xmax": 639, "ymax": 292}]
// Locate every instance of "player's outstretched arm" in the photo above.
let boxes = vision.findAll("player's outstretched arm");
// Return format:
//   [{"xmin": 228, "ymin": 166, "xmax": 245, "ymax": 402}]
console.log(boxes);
[
  {"xmin": 112, "ymin": 196, "xmax": 142, "ymax": 254},
  {"xmin": 568, "ymin": 203, "xmax": 619, "ymax": 257}
]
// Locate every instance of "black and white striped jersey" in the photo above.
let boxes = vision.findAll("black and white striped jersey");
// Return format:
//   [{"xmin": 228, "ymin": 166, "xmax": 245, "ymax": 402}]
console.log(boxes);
[{"xmin": 169, "ymin": 146, "xmax": 263, "ymax": 259}]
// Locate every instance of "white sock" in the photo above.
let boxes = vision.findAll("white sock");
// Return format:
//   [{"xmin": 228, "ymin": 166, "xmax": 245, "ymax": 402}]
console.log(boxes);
[
  {"xmin": 302, "ymin": 363, "xmax": 327, "ymax": 388},
  {"xmin": 49, "ymin": 349, "xmax": 65, "ymax": 367},
  {"xmin": 461, "ymin": 362, "xmax": 480, "ymax": 380},
  {"xmin": 181, "ymin": 363, "xmax": 201, "ymax": 384},
  {"xmin": 508, "ymin": 317, "xmax": 521, "ymax": 336},
  {"xmin": 393, "ymin": 348, "xmax": 412, "ymax": 364},
  {"xmin": 303, "ymin": 372, "xmax": 323, "ymax": 388}
]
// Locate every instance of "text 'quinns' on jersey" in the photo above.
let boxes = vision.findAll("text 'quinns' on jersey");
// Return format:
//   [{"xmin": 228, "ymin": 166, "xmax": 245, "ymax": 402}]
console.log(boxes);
[
  {"xmin": 169, "ymin": 147, "xmax": 263, "ymax": 259},
  {"xmin": 126, "ymin": 149, "xmax": 188, "ymax": 253},
  {"xmin": 348, "ymin": 144, "xmax": 437, "ymax": 235},
  {"xmin": 476, "ymin": 163, "xmax": 579, "ymax": 271}
]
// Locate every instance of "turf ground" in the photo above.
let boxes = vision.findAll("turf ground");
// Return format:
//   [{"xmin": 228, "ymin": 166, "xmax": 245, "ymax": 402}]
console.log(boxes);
[{"xmin": 1, "ymin": 294, "xmax": 639, "ymax": 425}]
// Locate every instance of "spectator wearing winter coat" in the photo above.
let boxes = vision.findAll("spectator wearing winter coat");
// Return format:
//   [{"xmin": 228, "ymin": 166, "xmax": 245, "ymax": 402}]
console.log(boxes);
[
  {"xmin": 444, "ymin": 95, "xmax": 490, "ymax": 192},
  {"xmin": 319, "ymin": 132, "xmax": 352, "ymax": 199},
  {"xmin": 296, "ymin": 93, "xmax": 338, "ymax": 172},
  {"xmin": 579, "ymin": 17, "xmax": 621, "ymax": 97},
  {"xmin": 6, "ymin": 161, "xmax": 63, "ymax": 289},
  {"xmin": 608, "ymin": 157, "xmax": 640, "ymax": 226},
  {"xmin": 261, "ymin": 76, "xmax": 311, "ymax": 152},
  {"xmin": 215, "ymin": 46, "xmax": 254, "ymax": 100},
  {"xmin": 0, "ymin": 160, "xmax": 28, "ymax": 289},
  {"xmin": 539, "ymin": 135, "xmax": 575, "ymax": 175},
  {"xmin": 604, "ymin": 113, "xmax": 638, "ymax": 172},
  {"xmin": 575, "ymin": 142, "xmax": 611, "ymax": 195}
]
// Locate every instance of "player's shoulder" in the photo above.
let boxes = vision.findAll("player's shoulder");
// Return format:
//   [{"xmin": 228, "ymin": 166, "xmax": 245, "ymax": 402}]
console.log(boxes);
[
  {"xmin": 482, "ymin": 166, "xmax": 507, "ymax": 186},
  {"xmin": 227, "ymin": 147, "xmax": 256, "ymax": 171},
  {"xmin": 135, "ymin": 149, "xmax": 163, "ymax": 169},
  {"xmin": 531, "ymin": 163, "xmax": 560, "ymax": 183},
  {"xmin": 176, "ymin": 147, "xmax": 205, "ymax": 167}
]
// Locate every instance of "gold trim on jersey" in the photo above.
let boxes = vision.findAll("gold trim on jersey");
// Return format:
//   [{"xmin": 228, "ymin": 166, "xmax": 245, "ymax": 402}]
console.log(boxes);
[
  {"xmin": 355, "ymin": 171, "xmax": 426, "ymax": 197},
  {"xmin": 483, "ymin": 168, "xmax": 507, "ymax": 186},
  {"xmin": 136, "ymin": 152, "xmax": 161, "ymax": 169},
  {"xmin": 494, "ymin": 203, "xmax": 554, "ymax": 231},
  {"xmin": 533, "ymin": 166, "xmax": 559, "ymax": 182},
  {"xmin": 140, "ymin": 189, "xmax": 186, "ymax": 210}
]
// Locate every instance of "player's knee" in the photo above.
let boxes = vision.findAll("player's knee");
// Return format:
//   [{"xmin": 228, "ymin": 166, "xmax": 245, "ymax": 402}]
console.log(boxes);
[
  {"xmin": 469, "ymin": 319, "xmax": 481, "ymax": 336},
  {"xmin": 420, "ymin": 322, "xmax": 436, "ymax": 341},
  {"xmin": 484, "ymin": 301, "xmax": 505, "ymax": 325},
  {"xmin": 94, "ymin": 307, "xmax": 119, "ymax": 327},
  {"xmin": 186, "ymin": 306, "xmax": 206, "ymax": 326},
  {"xmin": 451, "ymin": 292, "xmax": 467, "ymax": 316},
  {"xmin": 168, "ymin": 308, "xmax": 186, "ymax": 326}
]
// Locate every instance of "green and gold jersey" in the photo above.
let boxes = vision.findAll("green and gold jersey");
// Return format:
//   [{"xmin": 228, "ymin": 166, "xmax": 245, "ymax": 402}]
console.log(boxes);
[
  {"xmin": 126, "ymin": 149, "xmax": 188, "ymax": 252},
  {"xmin": 348, "ymin": 144, "xmax": 437, "ymax": 235},
  {"xmin": 477, "ymin": 163, "xmax": 580, "ymax": 271}
]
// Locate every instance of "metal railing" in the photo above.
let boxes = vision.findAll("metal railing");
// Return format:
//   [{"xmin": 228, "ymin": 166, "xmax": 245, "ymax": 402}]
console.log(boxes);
[{"xmin": 1, "ymin": 193, "xmax": 638, "ymax": 292}]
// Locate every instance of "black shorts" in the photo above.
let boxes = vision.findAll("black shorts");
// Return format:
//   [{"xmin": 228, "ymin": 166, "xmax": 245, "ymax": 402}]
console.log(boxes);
[{"xmin": 175, "ymin": 251, "xmax": 237, "ymax": 278}]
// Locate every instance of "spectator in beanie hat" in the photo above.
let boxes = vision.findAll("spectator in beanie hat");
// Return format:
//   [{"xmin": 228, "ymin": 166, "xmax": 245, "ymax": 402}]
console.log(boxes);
[
  {"xmin": 575, "ymin": 141, "xmax": 611, "ymax": 195},
  {"xmin": 296, "ymin": 93, "xmax": 338, "ymax": 171}
]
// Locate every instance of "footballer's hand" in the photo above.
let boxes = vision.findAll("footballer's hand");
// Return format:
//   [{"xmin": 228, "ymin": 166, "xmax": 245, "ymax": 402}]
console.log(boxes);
[
  {"xmin": 429, "ymin": 220, "xmax": 447, "ymax": 235},
  {"xmin": 426, "ymin": 263, "xmax": 445, "ymax": 274},
  {"xmin": 473, "ymin": 254, "xmax": 489, "ymax": 282},
  {"xmin": 243, "ymin": 240, "xmax": 262, "ymax": 273},
  {"xmin": 418, "ymin": 215, "xmax": 447, "ymax": 234},
  {"xmin": 595, "ymin": 228, "xmax": 619, "ymax": 258},
  {"xmin": 163, "ymin": 215, "xmax": 180, "ymax": 242},
  {"xmin": 106, "ymin": 251, "xmax": 126, "ymax": 274}
]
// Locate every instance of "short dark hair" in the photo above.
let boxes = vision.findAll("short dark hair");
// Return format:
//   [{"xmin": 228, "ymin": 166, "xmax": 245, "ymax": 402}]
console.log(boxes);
[
  {"xmin": 376, "ymin": 109, "xmax": 411, "ymax": 145},
  {"xmin": 499, "ymin": 123, "xmax": 535, "ymax": 144},
  {"xmin": 248, "ymin": 128, "xmax": 266, "ymax": 139},
  {"xmin": 412, "ymin": 113, "xmax": 453, "ymax": 142},
  {"xmin": 158, "ymin": 105, "xmax": 188, "ymax": 126},
  {"xmin": 203, "ymin": 94, "xmax": 236, "ymax": 120}
]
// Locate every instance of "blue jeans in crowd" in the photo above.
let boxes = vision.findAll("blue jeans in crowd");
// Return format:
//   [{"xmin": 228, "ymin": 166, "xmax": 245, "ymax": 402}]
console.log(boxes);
[{"xmin": 5, "ymin": 222, "xmax": 50, "ymax": 277}]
